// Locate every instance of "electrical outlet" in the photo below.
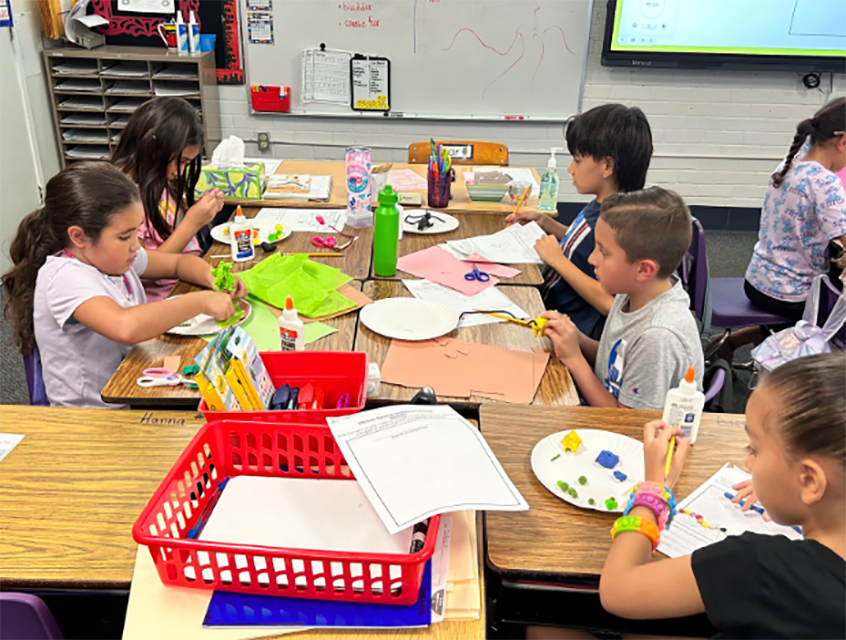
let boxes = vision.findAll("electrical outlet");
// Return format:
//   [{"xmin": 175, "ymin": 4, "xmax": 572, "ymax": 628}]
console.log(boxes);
[{"xmin": 257, "ymin": 132, "xmax": 271, "ymax": 152}]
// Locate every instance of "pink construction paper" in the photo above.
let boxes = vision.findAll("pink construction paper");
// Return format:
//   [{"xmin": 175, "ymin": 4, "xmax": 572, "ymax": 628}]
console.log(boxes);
[
  {"xmin": 461, "ymin": 253, "xmax": 521, "ymax": 279},
  {"xmin": 397, "ymin": 246, "xmax": 500, "ymax": 296}
]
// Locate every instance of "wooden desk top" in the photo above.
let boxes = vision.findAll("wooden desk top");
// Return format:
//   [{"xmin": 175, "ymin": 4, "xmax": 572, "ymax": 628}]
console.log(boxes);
[
  {"xmin": 101, "ymin": 282, "xmax": 362, "ymax": 406},
  {"xmin": 228, "ymin": 160, "xmax": 542, "ymax": 217},
  {"xmin": 356, "ymin": 281, "xmax": 578, "ymax": 407},
  {"xmin": 0, "ymin": 405, "xmax": 484, "ymax": 638},
  {"xmin": 373, "ymin": 213, "xmax": 542, "ymax": 286},
  {"xmin": 0, "ymin": 406, "xmax": 205, "ymax": 589},
  {"xmin": 481, "ymin": 404, "xmax": 748, "ymax": 584}
]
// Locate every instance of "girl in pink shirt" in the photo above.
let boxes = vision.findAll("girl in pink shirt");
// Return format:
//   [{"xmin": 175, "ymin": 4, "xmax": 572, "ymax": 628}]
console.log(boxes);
[{"xmin": 112, "ymin": 97, "xmax": 224, "ymax": 301}]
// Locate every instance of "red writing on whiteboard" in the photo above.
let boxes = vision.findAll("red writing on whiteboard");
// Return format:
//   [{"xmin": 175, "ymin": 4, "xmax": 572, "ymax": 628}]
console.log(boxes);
[
  {"xmin": 343, "ymin": 15, "xmax": 380, "ymax": 28},
  {"xmin": 342, "ymin": 2, "xmax": 372, "ymax": 10}
]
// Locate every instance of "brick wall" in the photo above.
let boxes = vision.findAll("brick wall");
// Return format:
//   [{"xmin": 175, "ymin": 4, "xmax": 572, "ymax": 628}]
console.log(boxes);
[{"xmin": 218, "ymin": 1, "xmax": 845, "ymax": 209}]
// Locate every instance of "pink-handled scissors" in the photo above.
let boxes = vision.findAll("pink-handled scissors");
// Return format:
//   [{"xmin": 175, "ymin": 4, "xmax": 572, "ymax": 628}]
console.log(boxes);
[
  {"xmin": 136, "ymin": 367, "xmax": 198, "ymax": 389},
  {"xmin": 310, "ymin": 236, "xmax": 356, "ymax": 250},
  {"xmin": 316, "ymin": 215, "xmax": 356, "ymax": 239}
]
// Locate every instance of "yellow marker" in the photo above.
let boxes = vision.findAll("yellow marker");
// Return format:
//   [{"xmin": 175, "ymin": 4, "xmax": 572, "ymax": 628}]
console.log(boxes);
[{"xmin": 664, "ymin": 435, "xmax": 676, "ymax": 480}]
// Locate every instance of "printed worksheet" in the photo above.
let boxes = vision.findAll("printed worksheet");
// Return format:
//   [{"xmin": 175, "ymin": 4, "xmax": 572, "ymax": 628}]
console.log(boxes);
[
  {"xmin": 402, "ymin": 279, "xmax": 529, "ymax": 328},
  {"xmin": 444, "ymin": 221, "xmax": 544, "ymax": 264},
  {"xmin": 658, "ymin": 463, "xmax": 802, "ymax": 558},
  {"xmin": 254, "ymin": 208, "xmax": 345, "ymax": 231},
  {"xmin": 0, "ymin": 433, "xmax": 24, "ymax": 463}
]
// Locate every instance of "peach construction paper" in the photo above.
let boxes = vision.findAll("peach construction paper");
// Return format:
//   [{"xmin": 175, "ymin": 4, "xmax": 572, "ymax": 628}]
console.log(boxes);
[
  {"xmin": 380, "ymin": 337, "xmax": 549, "ymax": 403},
  {"xmin": 397, "ymin": 246, "xmax": 500, "ymax": 296}
]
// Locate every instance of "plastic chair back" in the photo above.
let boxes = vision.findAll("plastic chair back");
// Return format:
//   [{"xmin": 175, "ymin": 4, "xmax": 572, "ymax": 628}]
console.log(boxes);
[
  {"xmin": 407, "ymin": 140, "xmax": 509, "ymax": 165},
  {"xmin": 23, "ymin": 345, "xmax": 49, "ymax": 406},
  {"xmin": 0, "ymin": 593, "xmax": 64, "ymax": 639},
  {"xmin": 818, "ymin": 274, "xmax": 846, "ymax": 350}
]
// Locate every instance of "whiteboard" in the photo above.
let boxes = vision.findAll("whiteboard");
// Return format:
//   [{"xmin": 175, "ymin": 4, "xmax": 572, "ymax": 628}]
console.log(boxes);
[{"xmin": 241, "ymin": 0, "xmax": 593, "ymax": 121}]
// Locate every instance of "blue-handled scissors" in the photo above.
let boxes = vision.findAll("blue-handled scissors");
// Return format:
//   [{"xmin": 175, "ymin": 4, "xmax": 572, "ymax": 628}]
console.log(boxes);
[{"xmin": 464, "ymin": 266, "xmax": 491, "ymax": 282}]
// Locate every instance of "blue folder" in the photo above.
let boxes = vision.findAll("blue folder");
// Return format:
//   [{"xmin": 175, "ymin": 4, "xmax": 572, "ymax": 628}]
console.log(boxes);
[{"xmin": 203, "ymin": 561, "xmax": 432, "ymax": 628}]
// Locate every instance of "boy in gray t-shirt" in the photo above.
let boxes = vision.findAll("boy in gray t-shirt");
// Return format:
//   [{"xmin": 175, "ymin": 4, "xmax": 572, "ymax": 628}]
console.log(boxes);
[{"xmin": 541, "ymin": 187, "xmax": 703, "ymax": 410}]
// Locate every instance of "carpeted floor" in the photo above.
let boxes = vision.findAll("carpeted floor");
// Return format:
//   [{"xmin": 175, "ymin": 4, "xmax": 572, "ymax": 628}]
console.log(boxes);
[{"xmin": 0, "ymin": 231, "xmax": 760, "ymax": 411}]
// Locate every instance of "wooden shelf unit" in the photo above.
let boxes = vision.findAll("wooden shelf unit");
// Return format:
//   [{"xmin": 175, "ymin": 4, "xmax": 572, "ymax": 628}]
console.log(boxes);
[{"xmin": 44, "ymin": 46, "xmax": 220, "ymax": 168}]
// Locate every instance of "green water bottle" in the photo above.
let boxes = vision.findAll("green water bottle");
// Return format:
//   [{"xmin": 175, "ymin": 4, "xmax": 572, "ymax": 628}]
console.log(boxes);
[{"xmin": 373, "ymin": 184, "xmax": 400, "ymax": 277}]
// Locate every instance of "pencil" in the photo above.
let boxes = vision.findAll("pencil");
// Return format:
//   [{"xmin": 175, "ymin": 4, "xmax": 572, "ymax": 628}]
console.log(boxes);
[
  {"xmin": 506, "ymin": 184, "xmax": 532, "ymax": 226},
  {"xmin": 664, "ymin": 435, "xmax": 676, "ymax": 480}
]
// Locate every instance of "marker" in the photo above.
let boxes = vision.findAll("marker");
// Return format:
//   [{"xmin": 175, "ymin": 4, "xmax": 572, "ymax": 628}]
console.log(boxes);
[
  {"xmin": 723, "ymin": 492, "xmax": 802, "ymax": 534},
  {"xmin": 409, "ymin": 519, "xmax": 429, "ymax": 553},
  {"xmin": 186, "ymin": 478, "xmax": 229, "ymax": 539}
]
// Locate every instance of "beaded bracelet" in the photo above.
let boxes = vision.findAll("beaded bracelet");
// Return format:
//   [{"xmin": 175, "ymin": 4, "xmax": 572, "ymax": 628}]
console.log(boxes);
[
  {"xmin": 610, "ymin": 516, "xmax": 661, "ymax": 552},
  {"xmin": 624, "ymin": 492, "xmax": 670, "ymax": 531}
]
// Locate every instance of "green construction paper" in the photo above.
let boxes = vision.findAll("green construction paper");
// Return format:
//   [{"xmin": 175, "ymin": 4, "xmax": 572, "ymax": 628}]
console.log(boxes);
[
  {"xmin": 303, "ymin": 321, "xmax": 338, "ymax": 345},
  {"xmin": 212, "ymin": 262, "xmax": 235, "ymax": 293},
  {"xmin": 202, "ymin": 298, "xmax": 280, "ymax": 352},
  {"xmin": 239, "ymin": 253, "xmax": 355, "ymax": 318}
]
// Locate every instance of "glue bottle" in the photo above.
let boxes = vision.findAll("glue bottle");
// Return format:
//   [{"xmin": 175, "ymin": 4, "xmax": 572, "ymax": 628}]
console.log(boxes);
[
  {"xmin": 176, "ymin": 11, "xmax": 189, "ymax": 55},
  {"xmin": 278, "ymin": 296, "xmax": 304, "ymax": 352},
  {"xmin": 538, "ymin": 147, "xmax": 562, "ymax": 212},
  {"xmin": 229, "ymin": 206, "xmax": 255, "ymax": 262},
  {"xmin": 373, "ymin": 184, "xmax": 400, "ymax": 277},
  {"xmin": 188, "ymin": 11, "xmax": 200, "ymax": 55},
  {"xmin": 661, "ymin": 366, "xmax": 705, "ymax": 444}
]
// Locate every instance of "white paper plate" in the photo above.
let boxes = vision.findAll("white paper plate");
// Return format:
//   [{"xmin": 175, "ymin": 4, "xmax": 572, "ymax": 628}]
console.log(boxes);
[
  {"xmin": 210, "ymin": 220, "xmax": 292, "ymax": 245},
  {"xmin": 359, "ymin": 298, "xmax": 460, "ymax": 341},
  {"xmin": 166, "ymin": 298, "xmax": 252, "ymax": 336},
  {"xmin": 402, "ymin": 212, "xmax": 460, "ymax": 235},
  {"xmin": 531, "ymin": 429, "xmax": 644, "ymax": 513}
]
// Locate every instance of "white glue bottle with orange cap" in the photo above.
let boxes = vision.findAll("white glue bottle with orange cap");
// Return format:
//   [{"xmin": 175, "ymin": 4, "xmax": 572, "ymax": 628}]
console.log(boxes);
[
  {"xmin": 229, "ymin": 205, "xmax": 255, "ymax": 262},
  {"xmin": 661, "ymin": 366, "xmax": 705, "ymax": 444},
  {"xmin": 278, "ymin": 296, "xmax": 304, "ymax": 352}
]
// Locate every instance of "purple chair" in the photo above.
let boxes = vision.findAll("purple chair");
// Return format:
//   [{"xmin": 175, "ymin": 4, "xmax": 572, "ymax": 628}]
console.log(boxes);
[
  {"xmin": 0, "ymin": 593, "xmax": 64, "ymax": 639},
  {"xmin": 818, "ymin": 274, "xmax": 845, "ymax": 351},
  {"xmin": 23, "ymin": 346, "xmax": 49, "ymax": 406},
  {"xmin": 684, "ymin": 220, "xmax": 792, "ymax": 360}
]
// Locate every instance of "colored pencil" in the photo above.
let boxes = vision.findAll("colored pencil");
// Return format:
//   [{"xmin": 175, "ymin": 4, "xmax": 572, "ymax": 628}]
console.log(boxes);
[{"xmin": 664, "ymin": 435, "xmax": 676, "ymax": 480}]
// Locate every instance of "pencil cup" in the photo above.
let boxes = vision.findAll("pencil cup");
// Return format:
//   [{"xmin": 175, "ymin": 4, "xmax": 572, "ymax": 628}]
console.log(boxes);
[{"xmin": 427, "ymin": 166, "xmax": 451, "ymax": 208}]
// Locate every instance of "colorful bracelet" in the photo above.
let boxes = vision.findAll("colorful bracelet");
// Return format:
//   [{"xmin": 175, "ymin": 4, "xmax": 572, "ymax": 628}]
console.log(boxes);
[
  {"xmin": 633, "ymin": 481, "xmax": 678, "ymax": 519},
  {"xmin": 610, "ymin": 516, "xmax": 661, "ymax": 552},
  {"xmin": 624, "ymin": 492, "xmax": 670, "ymax": 531}
]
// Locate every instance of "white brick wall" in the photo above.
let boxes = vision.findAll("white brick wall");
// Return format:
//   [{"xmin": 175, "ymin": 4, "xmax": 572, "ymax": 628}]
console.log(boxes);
[{"xmin": 219, "ymin": 1, "xmax": 845, "ymax": 210}]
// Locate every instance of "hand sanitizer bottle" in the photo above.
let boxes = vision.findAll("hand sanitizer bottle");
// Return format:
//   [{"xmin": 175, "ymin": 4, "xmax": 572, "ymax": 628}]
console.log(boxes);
[
  {"xmin": 176, "ymin": 12, "xmax": 189, "ymax": 55},
  {"xmin": 661, "ymin": 366, "xmax": 705, "ymax": 444},
  {"xmin": 188, "ymin": 11, "xmax": 200, "ymax": 54},
  {"xmin": 538, "ymin": 147, "xmax": 562, "ymax": 212}
]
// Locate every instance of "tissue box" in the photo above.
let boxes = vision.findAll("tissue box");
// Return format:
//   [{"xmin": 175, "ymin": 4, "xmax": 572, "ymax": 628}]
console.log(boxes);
[{"xmin": 195, "ymin": 162, "xmax": 267, "ymax": 200}]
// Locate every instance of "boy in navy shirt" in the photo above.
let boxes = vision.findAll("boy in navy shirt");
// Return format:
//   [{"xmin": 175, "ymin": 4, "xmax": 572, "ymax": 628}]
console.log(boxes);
[{"xmin": 506, "ymin": 104, "xmax": 653, "ymax": 337}]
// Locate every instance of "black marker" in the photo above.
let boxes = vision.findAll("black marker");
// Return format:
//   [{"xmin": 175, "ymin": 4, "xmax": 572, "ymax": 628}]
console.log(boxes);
[{"xmin": 409, "ymin": 518, "xmax": 429, "ymax": 553}]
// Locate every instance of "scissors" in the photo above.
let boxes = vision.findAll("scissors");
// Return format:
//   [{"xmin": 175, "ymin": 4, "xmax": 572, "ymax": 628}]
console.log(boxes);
[
  {"xmin": 136, "ymin": 367, "xmax": 198, "ymax": 389},
  {"xmin": 311, "ymin": 236, "xmax": 356, "ymax": 251},
  {"xmin": 315, "ymin": 215, "xmax": 356, "ymax": 239},
  {"xmin": 460, "ymin": 310, "xmax": 549, "ymax": 338},
  {"xmin": 464, "ymin": 266, "xmax": 491, "ymax": 282},
  {"xmin": 335, "ymin": 392, "xmax": 350, "ymax": 409}
]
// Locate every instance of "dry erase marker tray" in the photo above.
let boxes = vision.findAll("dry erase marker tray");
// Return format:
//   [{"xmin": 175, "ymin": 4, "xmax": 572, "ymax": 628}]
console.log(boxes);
[
  {"xmin": 133, "ymin": 419, "xmax": 439, "ymax": 605},
  {"xmin": 198, "ymin": 351, "xmax": 368, "ymax": 424}
]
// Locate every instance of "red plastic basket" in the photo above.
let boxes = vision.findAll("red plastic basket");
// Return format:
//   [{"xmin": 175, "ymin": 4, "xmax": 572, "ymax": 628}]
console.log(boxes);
[
  {"xmin": 199, "ymin": 351, "xmax": 368, "ymax": 424},
  {"xmin": 133, "ymin": 419, "xmax": 439, "ymax": 605}
]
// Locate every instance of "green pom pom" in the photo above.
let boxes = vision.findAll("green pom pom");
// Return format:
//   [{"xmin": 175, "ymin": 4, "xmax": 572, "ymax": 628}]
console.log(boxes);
[
  {"xmin": 578, "ymin": 476, "xmax": 587, "ymax": 485},
  {"xmin": 588, "ymin": 498, "xmax": 595, "ymax": 506}
]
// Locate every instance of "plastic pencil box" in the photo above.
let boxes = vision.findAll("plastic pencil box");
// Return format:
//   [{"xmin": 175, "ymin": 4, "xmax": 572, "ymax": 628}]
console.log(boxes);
[
  {"xmin": 199, "ymin": 351, "xmax": 368, "ymax": 424},
  {"xmin": 133, "ymin": 419, "xmax": 439, "ymax": 605}
]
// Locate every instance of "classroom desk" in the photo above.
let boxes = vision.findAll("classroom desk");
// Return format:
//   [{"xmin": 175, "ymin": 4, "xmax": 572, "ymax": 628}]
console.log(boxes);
[
  {"xmin": 372, "ymin": 212, "xmax": 543, "ymax": 285},
  {"xmin": 101, "ymin": 282, "xmax": 362, "ymax": 407},
  {"xmin": 482, "ymin": 405, "xmax": 747, "ymax": 583},
  {"xmin": 227, "ymin": 160, "xmax": 542, "ymax": 217},
  {"xmin": 0, "ymin": 406, "xmax": 205, "ymax": 589},
  {"xmin": 356, "ymin": 281, "xmax": 579, "ymax": 407},
  {"xmin": 213, "ymin": 207, "xmax": 374, "ymax": 281},
  {"xmin": 0, "ymin": 406, "xmax": 485, "ymax": 640}
]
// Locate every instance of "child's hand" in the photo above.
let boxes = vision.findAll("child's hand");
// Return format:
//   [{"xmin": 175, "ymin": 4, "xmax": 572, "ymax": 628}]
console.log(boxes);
[
  {"xmin": 534, "ymin": 234, "xmax": 564, "ymax": 268},
  {"xmin": 229, "ymin": 275, "xmax": 248, "ymax": 299},
  {"xmin": 643, "ymin": 420, "xmax": 690, "ymax": 488},
  {"xmin": 540, "ymin": 311, "xmax": 580, "ymax": 362},
  {"xmin": 731, "ymin": 479, "xmax": 770, "ymax": 521},
  {"xmin": 201, "ymin": 291, "xmax": 236, "ymax": 321},
  {"xmin": 505, "ymin": 209, "xmax": 541, "ymax": 226},
  {"xmin": 186, "ymin": 190, "xmax": 224, "ymax": 228}
]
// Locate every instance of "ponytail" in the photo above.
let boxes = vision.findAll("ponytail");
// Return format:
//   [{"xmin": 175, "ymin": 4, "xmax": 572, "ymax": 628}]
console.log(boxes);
[
  {"xmin": 772, "ymin": 97, "xmax": 846, "ymax": 188},
  {"xmin": 2, "ymin": 209, "xmax": 63, "ymax": 354},
  {"xmin": 1, "ymin": 162, "xmax": 140, "ymax": 355}
]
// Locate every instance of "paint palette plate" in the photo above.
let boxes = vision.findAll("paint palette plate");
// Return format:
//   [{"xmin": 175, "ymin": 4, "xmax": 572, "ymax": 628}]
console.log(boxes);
[
  {"xmin": 166, "ymin": 297, "xmax": 251, "ymax": 336},
  {"xmin": 402, "ymin": 212, "xmax": 460, "ymax": 235},
  {"xmin": 531, "ymin": 429, "xmax": 644, "ymax": 513},
  {"xmin": 360, "ymin": 298, "xmax": 460, "ymax": 341},
  {"xmin": 210, "ymin": 220, "xmax": 292, "ymax": 245}
]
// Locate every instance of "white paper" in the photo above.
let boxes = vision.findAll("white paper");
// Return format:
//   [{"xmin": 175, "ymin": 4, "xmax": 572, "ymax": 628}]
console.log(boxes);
[
  {"xmin": 465, "ymin": 167, "xmax": 539, "ymax": 196},
  {"xmin": 75, "ymin": 13, "xmax": 108, "ymax": 27},
  {"xmin": 153, "ymin": 67, "xmax": 199, "ymax": 80},
  {"xmin": 107, "ymin": 97, "xmax": 147, "ymax": 112},
  {"xmin": 55, "ymin": 79, "xmax": 100, "ymax": 92},
  {"xmin": 430, "ymin": 514, "xmax": 452, "ymax": 623},
  {"xmin": 386, "ymin": 169, "xmax": 427, "ymax": 191},
  {"xmin": 326, "ymin": 405, "xmax": 528, "ymax": 535},
  {"xmin": 444, "ymin": 221, "xmax": 544, "ymax": 264},
  {"xmin": 65, "ymin": 145, "xmax": 110, "ymax": 159},
  {"xmin": 658, "ymin": 463, "xmax": 802, "ymax": 559},
  {"xmin": 263, "ymin": 175, "xmax": 331, "ymax": 201},
  {"xmin": 102, "ymin": 62, "xmax": 148, "ymax": 77},
  {"xmin": 245, "ymin": 157, "xmax": 282, "ymax": 176},
  {"xmin": 59, "ymin": 96, "xmax": 103, "ymax": 110},
  {"xmin": 120, "ymin": 0, "xmax": 174, "ymax": 14},
  {"xmin": 61, "ymin": 112, "xmax": 106, "ymax": 125},
  {"xmin": 200, "ymin": 476, "xmax": 413, "ymax": 554},
  {"xmin": 351, "ymin": 57, "xmax": 389, "ymax": 111},
  {"xmin": 62, "ymin": 128, "xmax": 109, "ymax": 142},
  {"xmin": 106, "ymin": 80, "xmax": 149, "ymax": 94},
  {"xmin": 53, "ymin": 60, "xmax": 98, "ymax": 74},
  {"xmin": 254, "ymin": 208, "xmax": 345, "ymax": 232},
  {"xmin": 153, "ymin": 81, "xmax": 200, "ymax": 97},
  {"xmin": 0, "ymin": 433, "xmax": 24, "ymax": 463},
  {"xmin": 402, "ymin": 279, "xmax": 529, "ymax": 328},
  {"xmin": 301, "ymin": 48, "xmax": 351, "ymax": 105}
]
